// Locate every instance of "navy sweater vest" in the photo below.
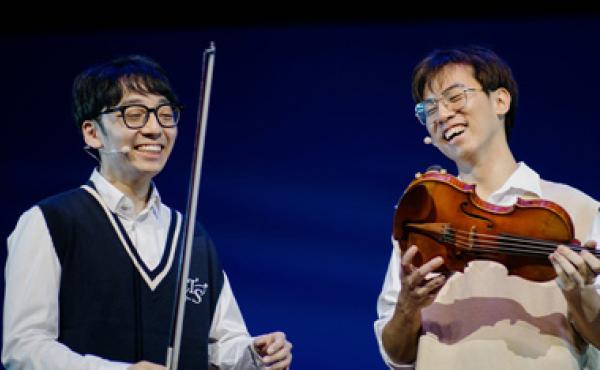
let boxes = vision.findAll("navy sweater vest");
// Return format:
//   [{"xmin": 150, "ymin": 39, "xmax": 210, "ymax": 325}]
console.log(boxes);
[{"xmin": 38, "ymin": 186, "xmax": 224, "ymax": 370}]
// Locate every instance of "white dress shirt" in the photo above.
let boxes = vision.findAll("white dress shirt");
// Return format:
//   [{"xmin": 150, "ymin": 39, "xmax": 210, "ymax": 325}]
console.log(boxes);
[
  {"xmin": 374, "ymin": 162, "xmax": 600, "ymax": 370},
  {"xmin": 3, "ymin": 169, "xmax": 260, "ymax": 370}
]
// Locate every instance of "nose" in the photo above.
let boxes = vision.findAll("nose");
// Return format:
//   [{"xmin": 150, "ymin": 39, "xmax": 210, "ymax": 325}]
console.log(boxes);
[
  {"xmin": 140, "ymin": 112, "xmax": 162, "ymax": 137},
  {"xmin": 433, "ymin": 100, "xmax": 455, "ymax": 126}
]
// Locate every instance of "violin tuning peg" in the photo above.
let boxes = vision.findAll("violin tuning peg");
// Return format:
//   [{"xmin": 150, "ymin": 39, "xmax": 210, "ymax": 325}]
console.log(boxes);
[{"xmin": 415, "ymin": 172, "xmax": 422, "ymax": 178}]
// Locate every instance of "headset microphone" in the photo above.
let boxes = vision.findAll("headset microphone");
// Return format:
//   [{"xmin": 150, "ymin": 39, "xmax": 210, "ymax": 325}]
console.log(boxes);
[
  {"xmin": 100, "ymin": 145, "xmax": 131, "ymax": 154},
  {"xmin": 83, "ymin": 145, "xmax": 131, "ymax": 161}
]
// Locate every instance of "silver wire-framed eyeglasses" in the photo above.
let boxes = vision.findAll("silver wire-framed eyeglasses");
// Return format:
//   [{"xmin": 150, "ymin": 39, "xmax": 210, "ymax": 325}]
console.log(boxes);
[{"xmin": 415, "ymin": 84, "xmax": 483, "ymax": 126}]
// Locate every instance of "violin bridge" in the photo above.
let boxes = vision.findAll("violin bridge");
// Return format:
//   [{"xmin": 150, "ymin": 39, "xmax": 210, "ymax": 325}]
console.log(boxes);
[
  {"xmin": 455, "ymin": 226, "xmax": 476, "ymax": 256},
  {"xmin": 467, "ymin": 225, "xmax": 476, "ymax": 250}
]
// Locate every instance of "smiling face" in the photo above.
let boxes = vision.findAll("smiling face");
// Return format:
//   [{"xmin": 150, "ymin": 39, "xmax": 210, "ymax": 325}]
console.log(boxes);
[
  {"xmin": 422, "ymin": 64, "xmax": 511, "ymax": 165},
  {"xmin": 82, "ymin": 91, "xmax": 178, "ymax": 185}
]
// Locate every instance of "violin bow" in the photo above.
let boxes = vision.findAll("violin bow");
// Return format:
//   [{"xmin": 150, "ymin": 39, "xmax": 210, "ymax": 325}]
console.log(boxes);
[{"xmin": 166, "ymin": 41, "xmax": 216, "ymax": 370}]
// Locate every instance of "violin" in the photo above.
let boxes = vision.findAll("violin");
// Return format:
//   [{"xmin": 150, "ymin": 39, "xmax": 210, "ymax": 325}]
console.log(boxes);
[{"xmin": 392, "ymin": 168, "xmax": 599, "ymax": 282}]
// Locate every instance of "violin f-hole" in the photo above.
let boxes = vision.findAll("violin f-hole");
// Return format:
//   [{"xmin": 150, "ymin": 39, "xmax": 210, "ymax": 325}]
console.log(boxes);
[{"xmin": 459, "ymin": 201, "xmax": 494, "ymax": 229}]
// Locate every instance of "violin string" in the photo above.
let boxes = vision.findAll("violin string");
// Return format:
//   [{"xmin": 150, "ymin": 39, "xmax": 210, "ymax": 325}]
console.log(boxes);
[
  {"xmin": 414, "ymin": 231, "xmax": 555, "ymax": 256},
  {"xmin": 433, "ymin": 228, "xmax": 599, "ymax": 257},
  {"xmin": 450, "ymin": 231, "xmax": 557, "ymax": 253},
  {"xmin": 453, "ymin": 237, "xmax": 551, "ymax": 255},
  {"xmin": 452, "ymin": 239, "xmax": 552, "ymax": 257},
  {"xmin": 450, "ymin": 228, "xmax": 566, "ymax": 249},
  {"xmin": 452, "ymin": 229, "xmax": 600, "ymax": 256}
]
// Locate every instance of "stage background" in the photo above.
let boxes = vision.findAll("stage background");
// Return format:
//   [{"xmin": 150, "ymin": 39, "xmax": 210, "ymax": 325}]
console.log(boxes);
[{"xmin": 2, "ymin": 13, "xmax": 600, "ymax": 369}]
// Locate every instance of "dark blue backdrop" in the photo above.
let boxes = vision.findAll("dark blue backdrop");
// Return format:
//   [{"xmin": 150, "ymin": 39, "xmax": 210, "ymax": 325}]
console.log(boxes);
[{"xmin": 2, "ymin": 16, "xmax": 600, "ymax": 369}]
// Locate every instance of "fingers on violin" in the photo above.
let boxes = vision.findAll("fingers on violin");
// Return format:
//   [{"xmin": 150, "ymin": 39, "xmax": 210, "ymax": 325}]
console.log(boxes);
[
  {"xmin": 577, "ymin": 240, "xmax": 600, "ymax": 275},
  {"xmin": 409, "ymin": 275, "xmax": 445, "ymax": 306},
  {"xmin": 560, "ymin": 246, "xmax": 596, "ymax": 284},
  {"xmin": 551, "ymin": 250, "xmax": 586, "ymax": 288},
  {"xmin": 401, "ymin": 246, "xmax": 443, "ymax": 269},
  {"xmin": 401, "ymin": 245, "xmax": 419, "ymax": 264},
  {"xmin": 583, "ymin": 240, "xmax": 597, "ymax": 250},
  {"xmin": 422, "ymin": 255, "xmax": 444, "ymax": 271},
  {"xmin": 405, "ymin": 267, "xmax": 424, "ymax": 289},
  {"xmin": 581, "ymin": 249, "xmax": 600, "ymax": 274},
  {"xmin": 550, "ymin": 254, "xmax": 573, "ymax": 290},
  {"xmin": 406, "ymin": 257, "xmax": 445, "ymax": 289},
  {"xmin": 401, "ymin": 245, "xmax": 420, "ymax": 275},
  {"xmin": 419, "ymin": 274, "xmax": 446, "ymax": 296}
]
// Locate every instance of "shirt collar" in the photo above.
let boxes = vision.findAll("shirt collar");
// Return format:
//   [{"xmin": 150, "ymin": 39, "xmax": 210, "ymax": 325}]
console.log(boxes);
[
  {"xmin": 488, "ymin": 161, "xmax": 543, "ymax": 202},
  {"xmin": 89, "ymin": 168, "xmax": 162, "ymax": 219}
]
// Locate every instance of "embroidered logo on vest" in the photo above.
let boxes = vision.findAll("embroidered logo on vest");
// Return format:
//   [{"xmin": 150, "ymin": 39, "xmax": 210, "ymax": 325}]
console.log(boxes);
[{"xmin": 186, "ymin": 277, "xmax": 208, "ymax": 304}]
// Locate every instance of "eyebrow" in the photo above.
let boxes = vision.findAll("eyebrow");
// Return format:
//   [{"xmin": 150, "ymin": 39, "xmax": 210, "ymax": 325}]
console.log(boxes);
[
  {"xmin": 442, "ymin": 83, "xmax": 464, "ymax": 92},
  {"xmin": 424, "ymin": 83, "xmax": 465, "ymax": 100},
  {"xmin": 120, "ymin": 97, "xmax": 170, "ymax": 106}
]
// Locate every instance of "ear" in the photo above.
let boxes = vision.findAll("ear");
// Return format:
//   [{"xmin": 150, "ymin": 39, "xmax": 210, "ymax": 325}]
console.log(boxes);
[
  {"xmin": 493, "ymin": 87, "xmax": 511, "ymax": 116},
  {"xmin": 81, "ymin": 120, "xmax": 103, "ymax": 149}
]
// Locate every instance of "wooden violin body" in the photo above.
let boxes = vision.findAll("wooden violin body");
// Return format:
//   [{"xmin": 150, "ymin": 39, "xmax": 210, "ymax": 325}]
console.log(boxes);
[{"xmin": 393, "ymin": 169, "xmax": 578, "ymax": 282}]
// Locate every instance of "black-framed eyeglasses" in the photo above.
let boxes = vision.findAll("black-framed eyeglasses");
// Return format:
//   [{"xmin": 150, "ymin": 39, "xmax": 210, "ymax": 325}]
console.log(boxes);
[
  {"xmin": 415, "ymin": 84, "xmax": 483, "ymax": 126},
  {"xmin": 98, "ymin": 103, "xmax": 182, "ymax": 129}
]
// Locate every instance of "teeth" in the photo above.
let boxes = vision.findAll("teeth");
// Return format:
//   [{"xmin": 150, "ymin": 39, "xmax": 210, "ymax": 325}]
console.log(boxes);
[
  {"xmin": 444, "ymin": 126, "xmax": 465, "ymax": 141},
  {"xmin": 136, "ymin": 144, "xmax": 162, "ymax": 153}
]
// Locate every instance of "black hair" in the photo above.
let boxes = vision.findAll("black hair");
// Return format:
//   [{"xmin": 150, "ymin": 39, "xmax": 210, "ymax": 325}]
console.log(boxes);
[
  {"xmin": 72, "ymin": 55, "xmax": 179, "ymax": 130},
  {"xmin": 412, "ymin": 46, "xmax": 518, "ymax": 137}
]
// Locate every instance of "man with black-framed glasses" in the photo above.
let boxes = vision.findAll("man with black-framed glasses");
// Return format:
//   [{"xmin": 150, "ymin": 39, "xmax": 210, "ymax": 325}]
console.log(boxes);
[
  {"xmin": 3, "ymin": 55, "xmax": 292, "ymax": 370},
  {"xmin": 374, "ymin": 46, "xmax": 600, "ymax": 370}
]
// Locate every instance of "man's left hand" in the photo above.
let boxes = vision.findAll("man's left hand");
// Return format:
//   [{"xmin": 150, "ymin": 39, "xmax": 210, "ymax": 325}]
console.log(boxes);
[
  {"xmin": 253, "ymin": 331, "xmax": 292, "ymax": 369},
  {"xmin": 550, "ymin": 241, "xmax": 599, "ymax": 291}
]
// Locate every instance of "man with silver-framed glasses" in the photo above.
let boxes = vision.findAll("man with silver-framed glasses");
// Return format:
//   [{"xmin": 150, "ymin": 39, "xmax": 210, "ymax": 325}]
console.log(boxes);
[
  {"xmin": 3, "ymin": 55, "xmax": 292, "ymax": 370},
  {"xmin": 374, "ymin": 46, "xmax": 600, "ymax": 370}
]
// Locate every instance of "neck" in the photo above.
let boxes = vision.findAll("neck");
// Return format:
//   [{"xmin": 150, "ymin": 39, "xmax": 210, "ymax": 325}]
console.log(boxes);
[
  {"xmin": 456, "ymin": 142, "xmax": 518, "ymax": 200},
  {"xmin": 100, "ymin": 168, "xmax": 152, "ymax": 214}
]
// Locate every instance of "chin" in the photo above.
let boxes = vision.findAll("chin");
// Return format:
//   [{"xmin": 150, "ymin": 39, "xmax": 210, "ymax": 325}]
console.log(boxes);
[{"xmin": 134, "ymin": 163, "xmax": 166, "ymax": 177}]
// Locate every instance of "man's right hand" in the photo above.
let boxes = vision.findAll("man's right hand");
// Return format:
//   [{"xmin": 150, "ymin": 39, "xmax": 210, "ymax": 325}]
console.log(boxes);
[
  {"xmin": 398, "ymin": 245, "xmax": 446, "ymax": 316},
  {"xmin": 127, "ymin": 361, "xmax": 166, "ymax": 370},
  {"xmin": 381, "ymin": 245, "xmax": 447, "ymax": 364}
]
